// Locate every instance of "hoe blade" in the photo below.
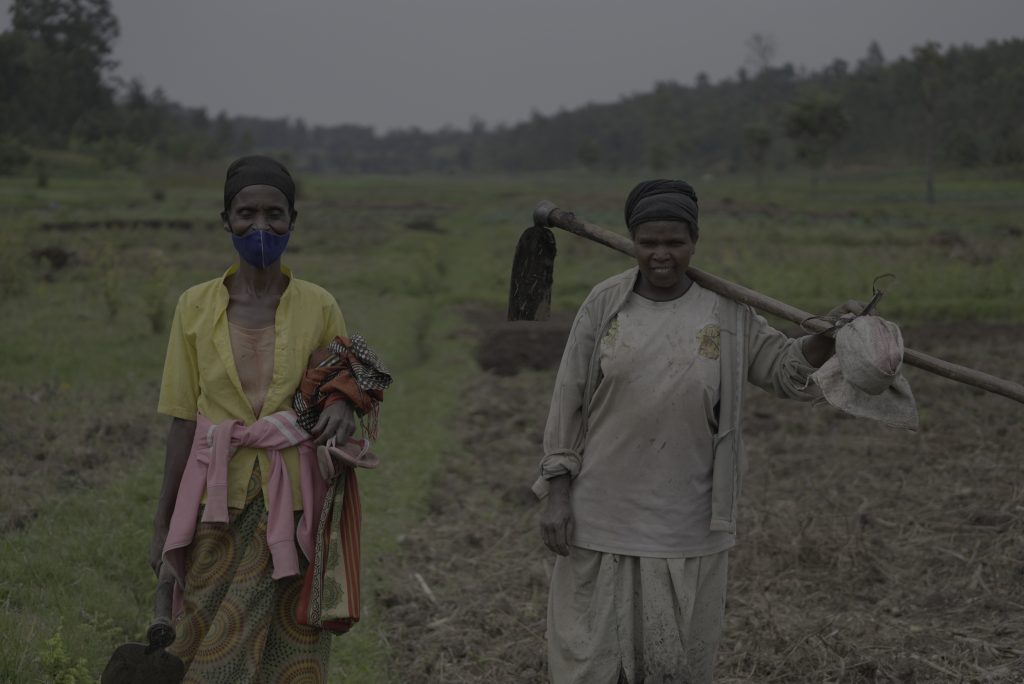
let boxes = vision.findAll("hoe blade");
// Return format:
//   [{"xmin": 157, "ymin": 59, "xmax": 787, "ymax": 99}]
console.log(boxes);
[
  {"xmin": 101, "ymin": 642, "xmax": 184, "ymax": 684},
  {"xmin": 508, "ymin": 224, "xmax": 557, "ymax": 321}
]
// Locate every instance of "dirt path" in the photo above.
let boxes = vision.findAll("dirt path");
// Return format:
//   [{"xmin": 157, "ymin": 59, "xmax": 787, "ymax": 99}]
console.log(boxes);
[{"xmin": 374, "ymin": 318, "xmax": 1024, "ymax": 683}]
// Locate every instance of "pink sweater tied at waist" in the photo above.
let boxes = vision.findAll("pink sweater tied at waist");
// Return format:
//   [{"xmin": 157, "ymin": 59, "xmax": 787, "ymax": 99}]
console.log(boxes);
[{"xmin": 162, "ymin": 411, "xmax": 328, "ymax": 614}]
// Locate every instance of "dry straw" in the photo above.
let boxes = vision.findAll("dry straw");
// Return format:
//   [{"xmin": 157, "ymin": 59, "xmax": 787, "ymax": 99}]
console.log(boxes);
[{"xmin": 373, "ymin": 322, "xmax": 1023, "ymax": 683}]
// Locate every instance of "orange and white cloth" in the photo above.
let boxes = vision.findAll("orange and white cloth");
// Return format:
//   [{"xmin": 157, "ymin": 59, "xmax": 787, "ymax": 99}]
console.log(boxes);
[
  {"xmin": 296, "ymin": 437, "xmax": 379, "ymax": 634},
  {"xmin": 293, "ymin": 334, "xmax": 392, "ymax": 439}
]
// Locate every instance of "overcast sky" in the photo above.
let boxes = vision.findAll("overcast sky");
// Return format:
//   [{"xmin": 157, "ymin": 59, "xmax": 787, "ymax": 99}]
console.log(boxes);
[{"xmin": 3, "ymin": 1, "xmax": 1023, "ymax": 132}]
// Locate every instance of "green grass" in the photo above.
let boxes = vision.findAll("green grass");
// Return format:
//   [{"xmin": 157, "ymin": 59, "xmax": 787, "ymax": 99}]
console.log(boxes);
[{"xmin": 1, "ymin": 163, "xmax": 1022, "ymax": 682}]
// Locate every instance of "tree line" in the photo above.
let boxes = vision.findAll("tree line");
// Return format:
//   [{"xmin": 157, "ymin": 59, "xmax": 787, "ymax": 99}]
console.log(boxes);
[
  {"xmin": 0, "ymin": 0, "xmax": 231, "ymax": 173},
  {"xmin": 209, "ymin": 38, "xmax": 1024, "ymax": 179},
  {"xmin": 2, "ymin": 0, "xmax": 1023, "ymax": 179}
]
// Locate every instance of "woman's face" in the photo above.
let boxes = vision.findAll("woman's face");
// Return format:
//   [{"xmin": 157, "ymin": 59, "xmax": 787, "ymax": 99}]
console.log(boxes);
[
  {"xmin": 632, "ymin": 220, "xmax": 696, "ymax": 297},
  {"xmin": 222, "ymin": 185, "xmax": 294, "ymax": 235}
]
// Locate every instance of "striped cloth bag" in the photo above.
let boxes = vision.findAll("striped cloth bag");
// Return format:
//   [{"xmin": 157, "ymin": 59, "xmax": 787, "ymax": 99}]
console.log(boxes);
[{"xmin": 296, "ymin": 465, "xmax": 362, "ymax": 634}]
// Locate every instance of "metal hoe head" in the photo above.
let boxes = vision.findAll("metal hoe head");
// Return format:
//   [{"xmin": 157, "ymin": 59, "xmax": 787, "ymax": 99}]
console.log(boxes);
[
  {"xmin": 101, "ymin": 567, "xmax": 185, "ymax": 683},
  {"xmin": 101, "ymin": 641, "xmax": 184, "ymax": 684},
  {"xmin": 507, "ymin": 201, "xmax": 558, "ymax": 321}
]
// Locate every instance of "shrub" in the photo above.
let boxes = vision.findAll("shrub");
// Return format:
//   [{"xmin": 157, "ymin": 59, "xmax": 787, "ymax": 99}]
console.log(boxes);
[
  {"xmin": 37, "ymin": 622, "xmax": 91, "ymax": 684},
  {"xmin": 142, "ymin": 259, "xmax": 171, "ymax": 334},
  {"xmin": 0, "ymin": 226, "xmax": 29, "ymax": 304},
  {"xmin": 0, "ymin": 137, "xmax": 31, "ymax": 175},
  {"xmin": 96, "ymin": 241, "xmax": 123, "ymax": 321}
]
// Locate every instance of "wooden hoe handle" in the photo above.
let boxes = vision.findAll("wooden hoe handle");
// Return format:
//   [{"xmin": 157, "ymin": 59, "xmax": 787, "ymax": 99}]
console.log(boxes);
[{"xmin": 533, "ymin": 201, "xmax": 1024, "ymax": 405}]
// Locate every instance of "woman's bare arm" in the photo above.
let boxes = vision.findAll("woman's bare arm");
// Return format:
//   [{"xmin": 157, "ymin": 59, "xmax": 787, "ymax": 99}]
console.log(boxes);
[{"xmin": 150, "ymin": 417, "xmax": 197, "ymax": 575}]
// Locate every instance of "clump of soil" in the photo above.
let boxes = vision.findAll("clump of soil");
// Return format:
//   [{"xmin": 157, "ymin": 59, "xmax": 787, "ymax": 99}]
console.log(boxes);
[
  {"xmin": 470, "ymin": 307, "xmax": 573, "ymax": 376},
  {"xmin": 404, "ymin": 216, "xmax": 445, "ymax": 233},
  {"xmin": 31, "ymin": 246, "xmax": 75, "ymax": 270},
  {"xmin": 375, "ymin": 320, "xmax": 1024, "ymax": 682},
  {"xmin": 475, "ymin": 320, "xmax": 570, "ymax": 376}
]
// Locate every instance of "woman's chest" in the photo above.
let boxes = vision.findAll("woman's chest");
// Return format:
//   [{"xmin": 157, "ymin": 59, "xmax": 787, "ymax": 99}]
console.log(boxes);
[
  {"xmin": 598, "ymin": 296, "xmax": 721, "ymax": 387},
  {"xmin": 590, "ymin": 296, "xmax": 723, "ymax": 435},
  {"xmin": 191, "ymin": 305, "xmax": 325, "ymax": 413},
  {"xmin": 226, "ymin": 293, "xmax": 280, "ymax": 328}
]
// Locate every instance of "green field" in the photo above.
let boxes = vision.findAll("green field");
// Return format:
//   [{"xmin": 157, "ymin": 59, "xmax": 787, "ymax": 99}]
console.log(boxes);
[{"xmin": 1, "ymin": 158, "xmax": 1022, "ymax": 682}]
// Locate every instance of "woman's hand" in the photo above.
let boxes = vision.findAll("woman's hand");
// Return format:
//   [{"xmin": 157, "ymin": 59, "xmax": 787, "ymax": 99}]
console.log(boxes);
[
  {"xmin": 540, "ymin": 475, "xmax": 574, "ymax": 556},
  {"xmin": 312, "ymin": 400, "xmax": 357, "ymax": 446},
  {"xmin": 827, "ymin": 299, "xmax": 867, "ymax": 319},
  {"xmin": 149, "ymin": 520, "xmax": 168, "ymax": 576},
  {"xmin": 802, "ymin": 300, "xmax": 868, "ymax": 367}
]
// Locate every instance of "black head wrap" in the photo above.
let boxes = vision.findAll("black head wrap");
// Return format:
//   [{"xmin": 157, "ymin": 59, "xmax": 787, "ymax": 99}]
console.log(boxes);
[
  {"xmin": 223, "ymin": 155, "xmax": 296, "ymax": 212},
  {"xmin": 624, "ymin": 179, "xmax": 699, "ymax": 236}
]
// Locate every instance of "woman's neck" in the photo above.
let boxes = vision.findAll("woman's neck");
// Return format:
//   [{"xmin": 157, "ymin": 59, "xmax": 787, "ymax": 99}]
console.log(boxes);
[
  {"xmin": 633, "ymin": 273, "xmax": 694, "ymax": 302},
  {"xmin": 229, "ymin": 259, "xmax": 288, "ymax": 297}
]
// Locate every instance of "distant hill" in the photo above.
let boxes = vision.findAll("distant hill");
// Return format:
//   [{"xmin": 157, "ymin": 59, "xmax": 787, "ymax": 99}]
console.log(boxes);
[
  {"xmin": 3, "ymin": 2, "xmax": 1022, "ymax": 178},
  {"xmin": 223, "ymin": 38, "xmax": 1024, "ymax": 175}
]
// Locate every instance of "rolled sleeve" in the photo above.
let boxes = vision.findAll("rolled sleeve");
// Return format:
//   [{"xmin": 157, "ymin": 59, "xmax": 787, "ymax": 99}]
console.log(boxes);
[
  {"xmin": 540, "ymin": 450, "xmax": 583, "ymax": 480},
  {"xmin": 536, "ymin": 302, "xmax": 600, "ymax": 498},
  {"xmin": 532, "ymin": 450, "xmax": 583, "ymax": 499},
  {"xmin": 745, "ymin": 308, "xmax": 821, "ymax": 401}
]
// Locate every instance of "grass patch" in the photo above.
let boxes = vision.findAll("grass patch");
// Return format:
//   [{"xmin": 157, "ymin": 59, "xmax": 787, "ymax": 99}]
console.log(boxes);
[{"xmin": 1, "ymin": 165, "xmax": 1021, "ymax": 681}]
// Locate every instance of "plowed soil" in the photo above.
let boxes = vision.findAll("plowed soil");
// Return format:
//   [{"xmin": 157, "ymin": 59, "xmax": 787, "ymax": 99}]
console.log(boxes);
[
  {"xmin": 375, "ymin": 315, "xmax": 1024, "ymax": 683},
  {"xmin": 2, "ymin": 313, "xmax": 1021, "ymax": 682}
]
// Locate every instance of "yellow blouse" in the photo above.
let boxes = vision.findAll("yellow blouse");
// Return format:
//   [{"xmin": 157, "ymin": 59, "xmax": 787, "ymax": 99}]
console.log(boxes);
[{"xmin": 158, "ymin": 264, "xmax": 346, "ymax": 510}]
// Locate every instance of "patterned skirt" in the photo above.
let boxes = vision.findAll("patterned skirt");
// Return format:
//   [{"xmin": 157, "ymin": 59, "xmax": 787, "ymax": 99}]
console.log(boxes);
[{"xmin": 167, "ymin": 466, "xmax": 331, "ymax": 683}]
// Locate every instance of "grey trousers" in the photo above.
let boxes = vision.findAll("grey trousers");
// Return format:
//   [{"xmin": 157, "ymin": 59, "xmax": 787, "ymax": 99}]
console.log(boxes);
[{"xmin": 546, "ymin": 547, "xmax": 729, "ymax": 684}]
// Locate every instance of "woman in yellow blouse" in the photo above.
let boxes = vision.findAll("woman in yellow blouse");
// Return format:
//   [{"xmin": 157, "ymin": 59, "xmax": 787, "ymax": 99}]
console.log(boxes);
[{"xmin": 150, "ymin": 156, "xmax": 353, "ymax": 682}]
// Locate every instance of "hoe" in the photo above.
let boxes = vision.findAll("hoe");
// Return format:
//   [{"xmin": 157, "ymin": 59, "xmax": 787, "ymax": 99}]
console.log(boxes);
[
  {"xmin": 101, "ymin": 564, "xmax": 184, "ymax": 684},
  {"xmin": 509, "ymin": 200, "xmax": 1024, "ymax": 406}
]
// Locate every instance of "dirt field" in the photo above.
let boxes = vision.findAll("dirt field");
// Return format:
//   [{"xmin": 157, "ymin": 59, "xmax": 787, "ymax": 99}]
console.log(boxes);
[
  {"xmin": 373, "ymin": 315, "xmax": 1024, "ymax": 683},
  {"xmin": 2, "ymin": 307, "xmax": 1021, "ymax": 682},
  {"xmin": 0, "ymin": 382, "xmax": 162, "ymax": 532}
]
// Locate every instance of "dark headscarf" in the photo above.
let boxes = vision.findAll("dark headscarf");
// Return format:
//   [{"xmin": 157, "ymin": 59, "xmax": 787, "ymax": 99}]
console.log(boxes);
[
  {"xmin": 223, "ymin": 155, "xmax": 296, "ymax": 212},
  {"xmin": 624, "ymin": 179, "xmax": 699, "ymax": 236}
]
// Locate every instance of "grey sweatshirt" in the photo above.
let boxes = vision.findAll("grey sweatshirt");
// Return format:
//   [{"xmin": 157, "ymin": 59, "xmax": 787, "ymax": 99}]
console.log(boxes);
[{"xmin": 534, "ymin": 267, "xmax": 821, "ymax": 534}]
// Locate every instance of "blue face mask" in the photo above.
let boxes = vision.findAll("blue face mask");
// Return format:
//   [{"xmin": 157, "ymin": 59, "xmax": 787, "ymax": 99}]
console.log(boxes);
[{"xmin": 232, "ymin": 229, "xmax": 290, "ymax": 269}]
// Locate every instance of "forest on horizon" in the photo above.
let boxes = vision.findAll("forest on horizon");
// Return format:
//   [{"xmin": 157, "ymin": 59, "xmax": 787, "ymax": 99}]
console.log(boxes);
[{"xmin": 2, "ymin": 0, "xmax": 1023, "ymax": 178}]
